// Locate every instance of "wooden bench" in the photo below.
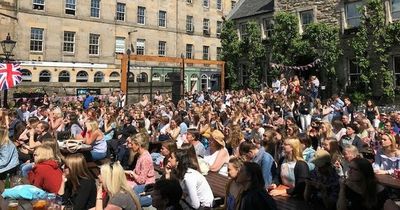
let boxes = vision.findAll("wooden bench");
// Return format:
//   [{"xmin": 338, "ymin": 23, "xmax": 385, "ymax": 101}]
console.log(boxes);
[{"xmin": 376, "ymin": 174, "xmax": 400, "ymax": 189}]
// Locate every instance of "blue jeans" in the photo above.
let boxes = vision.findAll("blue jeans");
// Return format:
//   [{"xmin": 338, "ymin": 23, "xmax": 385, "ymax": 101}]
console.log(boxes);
[
  {"xmin": 91, "ymin": 151, "xmax": 106, "ymax": 161},
  {"xmin": 20, "ymin": 162, "xmax": 34, "ymax": 177},
  {"xmin": 133, "ymin": 184, "xmax": 152, "ymax": 207}
]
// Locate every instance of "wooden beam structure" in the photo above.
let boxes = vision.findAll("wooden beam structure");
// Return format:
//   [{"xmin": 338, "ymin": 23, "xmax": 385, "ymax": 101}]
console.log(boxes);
[{"xmin": 119, "ymin": 54, "xmax": 225, "ymax": 93}]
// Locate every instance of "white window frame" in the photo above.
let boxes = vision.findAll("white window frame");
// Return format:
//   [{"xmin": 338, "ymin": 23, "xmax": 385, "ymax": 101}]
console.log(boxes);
[
  {"xmin": 136, "ymin": 39, "xmax": 145, "ymax": 55},
  {"xmin": 203, "ymin": 0, "xmax": 209, "ymax": 8},
  {"xmin": 299, "ymin": 10, "xmax": 314, "ymax": 31},
  {"xmin": 33, "ymin": 0, "xmax": 45, "ymax": 10},
  {"xmin": 58, "ymin": 70, "xmax": 70, "ymax": 82},
  {"xmin": 203, "ymin": 18, "xmax": 210, "ymax": 35},
  {"xmin": 240, "ymin": 23, "xmax": 248, "ymax": 40},
  {"xmin": 30, "ymin": 28, "xmax": 44, "ymax": 52},
  {"xmin": 138, "ymin": 6, "xmax": 146, "ymax": 25},
  {"xmin": 186, "ymin": 16, "xmax": 194, "ymax": 32},
  {"xmin": 63, "ymin": 31, "xmax": 75, "ymax": 53},
  {"xmin": 158, "ymin": 41, "xmax": 166, "ymax": 56},
  {"xmin": 394, "ymin": 56, "xmax": 400, "ymax": 87},
  {"xmin": 186, "ymin": 0, "xmax": 192, "ymax": 4},
  {"xmin": 216, "ymin": 47, "xmax": 222, "ymax": 61},
  {"xmin": 115, "ymin": 37, "xmax": 125, "ymax": 54},
  {"xmin": 203, "ymin": 46, "xmax": 209, "ymax": 60},
  {"xmin": 94, "ymin": 71, "xmax": 104, "ymax": 83},
  {"xmin": 109, "ymin": 72, "xmax": 120, "ymax": 82},
  {"xmin": 392, "ymin": 0, "xmax": 400, "ymax": 21},
  {"xmin": 39, "ymin": 70, "xmax": 51, "ymax": 82},
  {"xmin": 90, "ymin": 0, "xmax": 100, "ymax": 18},
  {"xmin": 263, "ymin": 18, "xmax": 274, "ymax": 39},
  {"xmin": 21, "ymin": 69, "xmax": 32, "ymax": 82},
  {"xmin": 231, "ymin": 1, "xmax": 236, "ymax": 9},
  {"xmin": 186, "ymin": 44, "xmax": 193, "ymax": 59},
  {"xmin": 216, "ymin": 21, "xmax": 222, "ymax": 37},
  {"xmin": 76, "ymin": 71, "xmax": 88, "ymax": 82},
  {"xmin": 89, "ymin": 33, "xmax": 100, "ymax": 55},
  {"xmin": 217, "ymin": 0, "xmax": 222, "ymax": 10},
  {"xmin": 116, "ymin": 2, "xmax": 126, "ymax": 21},
  {"xmin": 348, "ymin": 59, "xmax": 361, "ymax": 85},
  {"xmin": 159, "ymin": 10, "xmax": 167, "ymax": 27},
  {"xmin": 65, "ymin": 0, "xmax": 76, "ymax": 15},
  {"xmin": 345, "ymin": 1, "xmax": 362, "ymax": 28}
]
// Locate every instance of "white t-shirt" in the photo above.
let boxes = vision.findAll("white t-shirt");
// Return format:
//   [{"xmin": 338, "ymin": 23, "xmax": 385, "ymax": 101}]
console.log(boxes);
[{"xmin": 182, "ymin": 168, "xmax": 214, "ymax": 209}]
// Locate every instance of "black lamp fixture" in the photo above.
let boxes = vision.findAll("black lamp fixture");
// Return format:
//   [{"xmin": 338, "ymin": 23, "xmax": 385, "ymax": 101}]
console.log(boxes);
[
  {"xmin": 126, "ymin": 48, "xmax": 132, "ymax": 105},
  {"xmin": 1, "ymin": 33, "xmax": 16, "ymax": 61}
]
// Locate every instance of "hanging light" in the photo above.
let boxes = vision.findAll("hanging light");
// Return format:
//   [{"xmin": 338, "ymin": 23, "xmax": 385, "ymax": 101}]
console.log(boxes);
[{"xmin": 1, "ymin": 33, "xmax": 16, "ymax": 60}]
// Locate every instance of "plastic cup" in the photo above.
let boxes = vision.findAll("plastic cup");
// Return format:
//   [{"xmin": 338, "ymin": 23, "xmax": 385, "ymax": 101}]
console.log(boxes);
[
  {"xmin": 32, "ymin": 200, "xmax": 47, "ymax": 210},
  {"xmin": 7, "ymin": 200, "xmax": 18, "ymax": 210}
]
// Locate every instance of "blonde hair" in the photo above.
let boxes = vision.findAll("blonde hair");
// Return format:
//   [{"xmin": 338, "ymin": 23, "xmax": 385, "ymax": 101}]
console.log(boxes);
[
  {"xmin": 42, "ymin": 138, "xmax": 64, "ymax": 163},
  {"xmin": 100, "ymin": 162, "xmax": 142, "ymax": 210},
  {"xmin": 52, "ymin": 107, "xmax": 63, "ymax": 118},
  {"xmin": 0, "ymin": 127, "xmax": 10, "ymax": 146},
  {"xmin": 285, "ymin": 138, "xmax": 303, "ymax": 161},
  {"xmin": 382, "ymin": 133, "xmax": 397, "ymax": 153},
  {"xmin": 131, "ymin": 133, "xmax": 149, "ymax": 150},
  {"xmin": 86, "ymin": 120, "xmax": 99, "ymax": 131},
  {"xmin": 320, "ymin": 122, "xmax": 334, "ymax": 138},
  {"xmin": 34, "ymin": 145, "xmax": 56, "ymax": 164}
]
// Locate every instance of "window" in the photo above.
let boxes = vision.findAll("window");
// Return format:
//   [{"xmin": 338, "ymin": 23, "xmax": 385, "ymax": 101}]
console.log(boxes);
[
  {"xmin": 159, "ymin": 10, "xmax": 167, "ymax": 27},
  {"xmin": 300, "ymin": 10, "xmax": 314, "ymax": 30},
  {"xmin": 30, "ymin": 28, "xmax": 44, "ymax": 52},
  {"xmin": 58, "ymin": 71, "xmax": 70, "ymax": 82},
  {"xmin": 116, "ymin": 3, "xmax": 126, "ymax": 21},
  {"xmin": 152, "ymin": 73, "xmax": 161, "ymax": 81},
  {"xmin": 115, "ymin": 37, "xmax": 125, "ymax": 54},
  {"xmin": 186, "ymin": 44, "xmax": 193, "ymax": 59},
  {"xmin": 216, "ymin": 21, "xmax": 222, "ymax": 37},
  {"xmin": 109, "ymin": 72, "xmax": 120, "ymax": 82},
  {"xmin": 76, "ymin": 71, "xmax": 88, "ymax": 82},
  {"xmin": 136, "ymin": 39, "xmax": 145, "ymax": 55},
  {"xmin": 345, "ymin": 1, "xmax": 362, "ymax": 28},
  {"xmin": 203, "ymin": 0, "xmax": 209, "ymax": 8},
  {"xmin": 186, "ymin": 0, "xmax": 192, "ymax": 3},
  {"xmin": 217, "ymin": 0, "xmax": 222, "ymax": 10},
  {"xmin": 91, "ymin": 0, "xmax": 100, "ymax": 17},
  {"xmin": 203, "ymin": 46, "xmax": 209, "ymax": 60},
  {"xmin": 349, "ymin": 59, "xmax": 361, "ymax": 85},
  {"xmin": 203, "ymin": 18, "xmax": 210, "ymax": 35},
  {"xmin": 89, "ymin": 34, "xmax": 100, "ymax": 55},
  {"xmin": 20, "ymin": 69, "xmax": 32, "ymax": 82},
  {"xmin": 394, "ymin": 56, "xmax": 400, "ymax": 86},
  {"xmin": 392, "ymin": 0, "xmax": 400, "ymax": 20},
  {"xmin": 186, "ymin": 16, "xmax": 194, "ymax": 32},
  {"xmin": 39, "ymin": 70, "xmax": 51, "ymax": 82},
  {"xmin": 217, "ymin": 47, "xmax": 222, "ymax": 60},
  {"xmin": 201, "ymin": 74, "xmax": 208, "ymax": 90},
  {"xmin": 65, "ymin": 0, "xmax": 76, "ymax": 15},
  {"xmin": 263, "ymin": 18, "xmax": 274, "ymax": 39},
  {"xmin": 94, "ymin": 71, "xmax": 104, "ymax": 82},
  {"xmin": 138, "ymin": 6, "xmax": 146, "ymax": 24},
  {"xmin": 231, "ymin": 1, "xmax": 236, "ymax": 9},
  {"xmin": 33, "ymin": 0, "xmax": 44, "ymax": 10},
  {"xmin": 137, "ymin": 72, "xmax": 148, "ymax": 83},
  {"xmin": 240, "ymin": 23, "xmax": 248, "ymax": 40},
  {"xmin": 158, "ymin": 41, "xmax": 166, "ymax": 56},
  {"xmin": 63, "ymin": 31, "xmax": 75, "ymax": 53}
]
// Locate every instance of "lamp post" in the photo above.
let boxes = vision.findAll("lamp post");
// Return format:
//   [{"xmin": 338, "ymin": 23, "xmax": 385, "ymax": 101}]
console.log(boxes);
[
  {"xmin": 181, "ymin": 53, "xmax": 185, "ymax": 99},
  {"xmin": 0, "ymin": 33, "xmax": 17, "ymax": 108},
  {"xmin": 126, "ymin": 48, "xmax": 132, "ymax": 106}
]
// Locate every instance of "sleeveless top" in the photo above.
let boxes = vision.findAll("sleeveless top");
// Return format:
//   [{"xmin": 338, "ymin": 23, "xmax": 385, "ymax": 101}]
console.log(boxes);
[
  {"xmin": 203, "ymin": 148, "xmax": 229, "ymax": 176},
  {"xmin": 92, "ymin": 136, "xmax": 107, "ymax": 153}
]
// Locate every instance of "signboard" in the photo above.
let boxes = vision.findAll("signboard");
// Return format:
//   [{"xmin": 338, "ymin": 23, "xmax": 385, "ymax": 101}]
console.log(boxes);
[{"xmin": 76, "ymin": 88, "xmax": 101, "ymax": 96}]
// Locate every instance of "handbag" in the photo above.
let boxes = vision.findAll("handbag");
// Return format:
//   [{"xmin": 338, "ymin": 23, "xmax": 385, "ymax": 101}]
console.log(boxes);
[{"xmin": 64, "ymin": 140, "xmax": 83, "ymax": 153}]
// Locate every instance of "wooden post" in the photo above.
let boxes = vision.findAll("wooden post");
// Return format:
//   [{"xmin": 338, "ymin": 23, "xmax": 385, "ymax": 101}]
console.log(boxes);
[{"xmin": 121, "ymin": 54, "xmax": 128, "ymax": 93}]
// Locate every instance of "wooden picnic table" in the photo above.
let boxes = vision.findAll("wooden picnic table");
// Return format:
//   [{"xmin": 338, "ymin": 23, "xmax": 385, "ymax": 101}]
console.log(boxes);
[
  {"xmin": 0, "ymin": 179, "xmax": 33, "ymax": 210},
  {"xmin": 376, "ymin": 174, "xmax": 400, "ymax": 189},
  {"xmin": 205, "ymin": 171, "xmax": 229, "ymax": 198}
]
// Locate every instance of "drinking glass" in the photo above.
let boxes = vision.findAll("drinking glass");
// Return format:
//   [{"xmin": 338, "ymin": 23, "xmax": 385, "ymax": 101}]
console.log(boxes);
[{"xmin": 7, "ymin": 200, "xmax": 18, "ymax": 210}]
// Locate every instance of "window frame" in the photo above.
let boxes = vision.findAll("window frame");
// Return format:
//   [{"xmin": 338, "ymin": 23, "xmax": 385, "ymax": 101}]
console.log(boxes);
[
  {"xmin": 30, "ymin": 28, "xmax": 44, "ymax": 52},
  {"xmin": 299, "ymin": 10, "xmax": 314, "ymax": 30},
  {"xmin": 21, "ymin": 69, "xmax": 32, "ymax": 82},
  {"xmin": 203, "ymin": 18, "xmax": 210, "ymax": 35},
  {"xmin": 58, "ymin": 70, "xmax": 70, "ymax": 82},
  {"xmin": 65, "ymin": 0, "xmax": 76, "ymax": 15},
  {"xmin": 203, "ymin": 45, "xmax": 209, "ymax": 60},
  {"xmin": 39, "ymin": 70, "xmax": 51, "ymax": 82},
  {"xmin": 94, "ymin": 71, "xmax": 104, "ymax": 83},
  {"xmin": 33, "ymin": 0, "xmax": 45, "ymax": 10},
  {"xmin": 203, "ymin": 0, "xmax": 209, "ymax": 8},
  {"xmin": 116, "ymin": 2, "xmax": 126, "ymax": 21},
  {"xmin": 90, "ymin": 0, "xmax": 100, "ymax": 18},
  {"xmin": 393, "ymin": 56, "xmax": 400, "ymax": 87},
  {"xmin": 392, "ymin": 0, "xmax": 400, "ymax": 21},
  {"xmin": 136, "ymin": 39, "xmax": 145, "ymax": 55},
  {"xmin": 263, "ymin": 18, "xmax": 274, "ymax": 39},
  {"xmin": 348, "ymin": 58, "xmax": 362, "ymax": 85},
  {"xmin": 158, "ymin": 41, "xmax": 166, "ymax": 56},
  {"xmin": 186, "ymin": 16, "xmax": 194, "ymax": 32},
  {"xmin": 109, "ymin": 72, "xmax": 120, "ymax": 82},
  {"xmin": 158, "ymin": 10, "xmax": 167, "ymax": 27},
  {"xmin": 217, "ymin": 0, "xmax": 222, "ymax": 10},
  {"xmin": 76, "ymin": 71, "xmax": 89, "ymax": 82},
  {"xmin": 216, "ymin": 21, "xmax": 222, "ymax": 37},
  {"xmin": 115, "ymin": 37, "xmax": 125, "ymax": 54},
  {"xmin": 345, "ymin": 1, "xmax": 362, "ymax": 28},
  {"xmin": 186, "ymin": 44, "xmax": 193, "ymax": 59},
  {"xmin": 137, "ymin": 6, "xmax": 146, "ymax": 25},
  {"xmin": 216, "ymin": 47, "xmax": 222, "ymax": 61},
  {"xmin": 63, "ymin": 31, "xmax": 75, "ymax": 53},
  {"xmin": 89, "ymin": 33, "xmax": 100, "ymax": 56}
]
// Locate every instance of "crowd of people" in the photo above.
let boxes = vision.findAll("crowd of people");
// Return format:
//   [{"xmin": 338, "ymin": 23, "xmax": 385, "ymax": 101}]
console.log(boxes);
[{"xmin": 0, "ymin": 74, "xmax": 400, "ymax": 210}]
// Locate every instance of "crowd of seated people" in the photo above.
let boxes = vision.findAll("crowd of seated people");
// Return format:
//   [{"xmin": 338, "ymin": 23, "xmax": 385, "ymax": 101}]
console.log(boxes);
[{"xmin": 0, "ymin": 74, "xmax": 400, "ymax": 210}]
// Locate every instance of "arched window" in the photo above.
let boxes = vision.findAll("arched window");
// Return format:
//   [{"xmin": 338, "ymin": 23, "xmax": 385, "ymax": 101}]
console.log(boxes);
[
  {"xmin": 58, "ymin": 70, "xmax": 70, "ymax": 82},
  {"xmin": 109, "ymin": 72, "xmax": 120, "ymax": 82},
  {"xmin": 20, "ymin": 69, "xmax": 32, "ymax": 82},
  {"xmin": 152, "ymin": 73, "xmax": 161, "ymax": 81},
  {"xmin": 191, "ymin": 74, "xmax": 198, "ymax": 81},
  {"xmin": 39, "ymin": 70, "xmax": 51, "ymax": 82},
  {"xmin": 137, "ymin": 72, "xmax": 148, "ymax": 83},
  {"xmin": 76, "ymin": 71, "xmax": 88, "ymax": 82},
  {"xmin": 201, "ymin": 74, "xmax": 208, "ymax": 91},
  {"xmin": 94, "ymin": 71, "xmax": 104, "ymax": 82}
]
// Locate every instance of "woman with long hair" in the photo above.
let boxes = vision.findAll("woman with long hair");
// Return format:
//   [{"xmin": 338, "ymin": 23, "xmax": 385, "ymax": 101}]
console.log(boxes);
[
  {"xmin": 269, "ymin": 138, "xmax": 309, "ymax": 198},
  {"xmin": 95, "ymin": 161, "xmax": 142, "ymax": 210},
  {"xmin": 0, "ymin": 127, "xmax": 19, "ymax": 180},
  {"xmin": 83, "ymin": 120, "xmax": 107, "ymax": 161},
  {"xmin": 59, "ymin": 153, "xmax": 96, "ymax": 210},
  {"xmin": 151, "ymin": 179, "xmax": 183, "ymax": 210},
  {"xmin": 224, "ymin": 157, "xmax": 245, "ymax": 210},
  {"xmin": 166, "ymin": 149, "xmax": 214, "ymax": 209},
  {"xmin": 337, "ymin": 157, "xmax": 388, "ymax": 210},
  {"xmin": 28, "ymin": 145, "xmax": 63, "ymax": 193},
  {"xmin": 373, "ymin": 133, "xmax": 400, "ymax": 175}
]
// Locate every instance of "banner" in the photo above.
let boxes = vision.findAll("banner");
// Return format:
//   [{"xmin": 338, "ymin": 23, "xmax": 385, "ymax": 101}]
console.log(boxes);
[{"xmin": 270, "ymin": 59, "xmax": 321, "ymax": 72}]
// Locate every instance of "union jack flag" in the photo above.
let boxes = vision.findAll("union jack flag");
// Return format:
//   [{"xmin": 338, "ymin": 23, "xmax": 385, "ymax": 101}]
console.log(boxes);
[{"xmin": 0, "ymin": 63, "xmax": 22, "ymax": 91}]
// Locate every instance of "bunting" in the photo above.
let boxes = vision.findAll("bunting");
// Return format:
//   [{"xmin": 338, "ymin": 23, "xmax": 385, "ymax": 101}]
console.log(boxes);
[{"xmin": 270, "ymin": 59, "xmax": 321, "ymax": 72}]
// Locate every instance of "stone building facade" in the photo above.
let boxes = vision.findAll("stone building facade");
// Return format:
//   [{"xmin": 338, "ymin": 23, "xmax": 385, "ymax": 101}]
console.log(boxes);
[
  {"xmin": 0, "ymin": 0, "xmax": 236, "ymax": 97},
  {"xmin": 228, "ymin": 0, "xmax": 400, "ymax": 91}
]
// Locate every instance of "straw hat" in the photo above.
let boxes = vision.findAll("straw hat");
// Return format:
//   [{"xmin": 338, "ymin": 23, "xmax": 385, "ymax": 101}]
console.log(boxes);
[{"xmin": 211, "ymin": 130, "xmax": 225, "ymax": 147}]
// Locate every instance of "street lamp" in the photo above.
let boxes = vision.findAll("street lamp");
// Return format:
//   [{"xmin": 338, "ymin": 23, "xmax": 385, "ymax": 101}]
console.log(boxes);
[
  {"xmin": 0, "ymin": 33, "xmax": 17, "ymax": 108},
  {"xmin": 126, "ymin": 48, "xmax": 132, "ymax": 106},
  {"xmin": 181, "ymin": 53, "xmax": 185, "ymax": 99}
]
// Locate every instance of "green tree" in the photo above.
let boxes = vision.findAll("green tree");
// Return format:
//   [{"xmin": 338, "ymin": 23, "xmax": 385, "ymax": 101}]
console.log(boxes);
[
  {"xmin": 350, "ymin": 0, "xmax": 394, "ymax": 100},
  {"xmin": 240, "ymin": 21, "xmax": 265, "ymax": 89},
  {"xmin": 220, "ymin": 20, "xmax": 241, "ymax": 90}
]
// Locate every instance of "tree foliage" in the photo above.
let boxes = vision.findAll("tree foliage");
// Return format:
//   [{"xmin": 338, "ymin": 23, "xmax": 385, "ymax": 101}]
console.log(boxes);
[{"xmin": 220, "ymin": 20, "xmax": 241, "ymax": 90}]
